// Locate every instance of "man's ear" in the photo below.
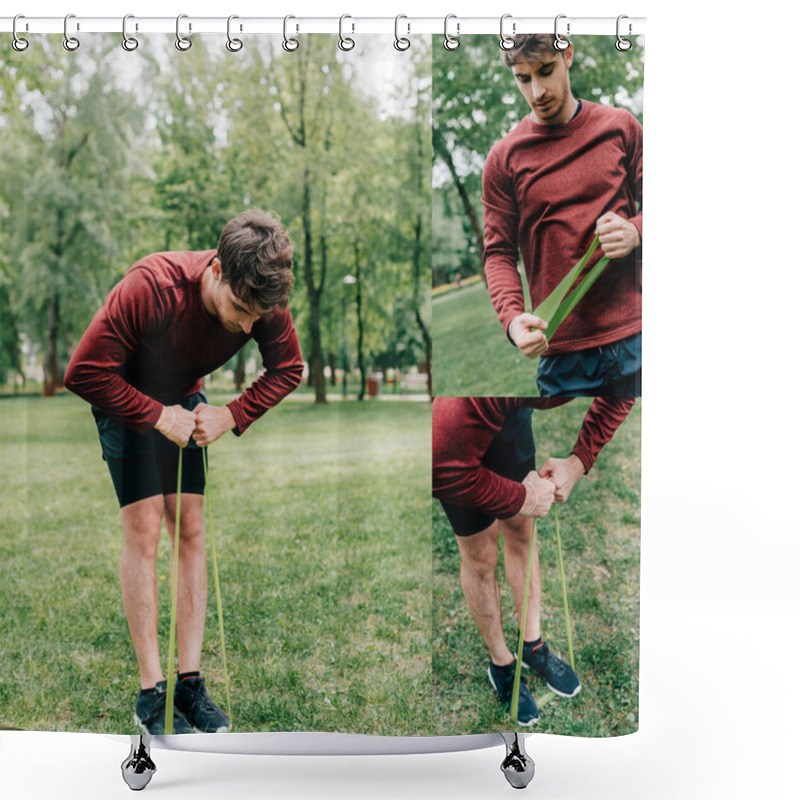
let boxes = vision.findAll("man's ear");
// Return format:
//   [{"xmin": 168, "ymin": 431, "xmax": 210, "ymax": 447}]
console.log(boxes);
[{"xmin": 211, "ymin": 257, "xmax": 222, "ymax": 279}]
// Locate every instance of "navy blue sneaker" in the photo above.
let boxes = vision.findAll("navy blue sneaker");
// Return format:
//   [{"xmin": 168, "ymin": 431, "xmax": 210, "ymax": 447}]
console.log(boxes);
[
  {"xmin": 488, "ymin": 660, "xmax": 539, "ymax": 726},
  {"xmin": 135, "ymin": 681, "xmax": 194, "ymax": 735},
  {"xmin": 174, "ymin": 676, "xmax": 230, "ymax": 733},
  {"xmin": 523, "ymin": 641, "xmax": 581, "ymax": 698}
]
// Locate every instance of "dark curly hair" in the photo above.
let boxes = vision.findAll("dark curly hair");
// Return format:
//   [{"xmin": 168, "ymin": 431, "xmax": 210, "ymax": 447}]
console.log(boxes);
[
  {"xmin": 500, "ymin": 34, "xmax": 569, "ymax": 67},
  {"xmin": 217, "ymin": 209, "xmax": 295, "ymax": 311}
]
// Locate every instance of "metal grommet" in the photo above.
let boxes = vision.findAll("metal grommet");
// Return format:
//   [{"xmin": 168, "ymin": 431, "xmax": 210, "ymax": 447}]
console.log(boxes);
[
  {"xmin": 616, "ymin": 15, "xmax": 632, "ymax": 51},
  {"xmin": 443, "ymin": 14, "xmax": 460, "ymax": 51},
  {"xmin": 553, "ymin": 14, "xmax": 570, "ymax": 51},
  {"xmin": 12, "ymin": 14, "xmax": 29, "ymax": 51},
  {"xmin": 499, "ymin": 13, "xmax": 515, "ymax": 51},
  {"xmin": 122, "ymin": 14, "xmax": 139, "ymax": 51},
  {"xmin": 63, "ymin": 13, "xmax": 80, "ymax": 51},
  {"xmin": 394, "ymin": 14, "xmax": 411, "ymax": 51},
  {"xmin": 338, "ymin": 15, "xmax": 355, "ymax": 51},
  {"xmin": 175, "ymin": 13, "xmax": 192, "ymax": 51},
  {"xmin": 282, "ymin": 15, "xmax": 299, "ymax": 51},
  {"xmin": 226, "ymin": 15, "xmax": 243, "ymax": 52}
]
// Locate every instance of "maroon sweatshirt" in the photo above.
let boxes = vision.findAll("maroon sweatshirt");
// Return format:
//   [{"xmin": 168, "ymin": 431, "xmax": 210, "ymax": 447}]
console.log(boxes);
[
  {"xmin": 432, "ymin": 396, "xmax": 634, "ymax": 519},
  {"xmin": 64, "ymin": 250, "xmax": 304, "ymax": 435},
  {"xmin": 482, "ymin": 100, "xmax": 642, "ymax": 354}
]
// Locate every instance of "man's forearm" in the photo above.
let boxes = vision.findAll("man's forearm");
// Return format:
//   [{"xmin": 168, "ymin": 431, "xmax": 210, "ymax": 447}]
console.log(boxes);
[{"xmin": 571, "ymin": 397, "xmax": 635, "ymax": 473}]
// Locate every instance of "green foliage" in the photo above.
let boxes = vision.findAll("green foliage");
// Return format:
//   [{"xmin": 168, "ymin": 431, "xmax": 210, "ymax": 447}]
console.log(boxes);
[{"xmin": 0, "ymin": 34, "xmax": 432, "ymax": 397}]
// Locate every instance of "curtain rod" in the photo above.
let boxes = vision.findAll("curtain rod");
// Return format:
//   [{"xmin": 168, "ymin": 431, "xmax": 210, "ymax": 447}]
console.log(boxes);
[{"xmin": 1, "ymin": 15, "xmax": 646, "ymax": 37}]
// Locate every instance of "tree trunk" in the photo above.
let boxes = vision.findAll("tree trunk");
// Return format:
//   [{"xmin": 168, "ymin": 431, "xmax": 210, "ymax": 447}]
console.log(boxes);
[
  {"xmin": 432, "ymin": 125, "xmax": 485, "ymax": 280},
  {"xmin": 234, "ymin": 349, "xmax": 245, "ymax": 392},
  {"xmin": 43, "ymin": 294, "xmax": 61, "ymax": 397},
  {"xmin": 302, "ymin": 165, "xmax": 327, "ymax": 404},
  {"xmin": 354, "ymin": 242, "xmax": 366, "ymax": 401},
  {"xmin": 412, "ymin": 215, "xmax": 433, "ymax": 400},
  {"xmin": 413, "ymin": 125, "xmax": 433, "ymax": 400}
]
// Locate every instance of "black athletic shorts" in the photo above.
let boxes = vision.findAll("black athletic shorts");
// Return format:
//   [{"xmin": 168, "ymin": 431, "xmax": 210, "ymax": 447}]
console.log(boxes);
[
  {"xmin": 92, "ymin": 392, "xmax": 207, "ymax": 508},
  {"xmin": 439, "ymin": 407, "xmax": 536, "ymax": 537},
  {"xmin": 537, "ymin": 331, "xmax": 642, "ymax": 398}
]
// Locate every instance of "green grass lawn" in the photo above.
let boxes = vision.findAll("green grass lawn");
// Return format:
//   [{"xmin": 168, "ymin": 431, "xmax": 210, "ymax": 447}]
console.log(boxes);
[
  {"xmin": 432, "ymin": 398, "xmax": 641, "ymax": 737},
  {"xmin": 0, "ymin": 392, "xmax": 432, "ymax": 736},
  {"xmin": 432, "ymin": 281, "xmax": 541, "ymax": 397}
]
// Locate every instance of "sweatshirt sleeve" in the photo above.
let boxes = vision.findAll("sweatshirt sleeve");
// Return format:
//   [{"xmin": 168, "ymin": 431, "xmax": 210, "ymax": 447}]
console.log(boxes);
[
  {"xmin": 64, "ymin": 268, "xmax": 165, "ymax": 433},
  {"xmin": 482, "ymin": 146, "xmax": 527, "ymax": 337},
  {"xmin": 626, "ymin": 112, "xmax": 643, "ymax": 240},
  {"xmin": 225, "ymin": 307, "xmax": 304, "ymax": 435},
  {"xmin": 432, "ymin": 397, "xmax": 528, "ymax": 519},
  {"xmin": 570, "ymin": 397, "xmax": 635, "ymax": 473}
]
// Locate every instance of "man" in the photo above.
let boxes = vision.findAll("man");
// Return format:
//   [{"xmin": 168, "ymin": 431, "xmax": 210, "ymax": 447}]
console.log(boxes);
[
  {"xmin": 432, "ymin": 396, "xmax": 634, "ymax": 724},
  {"xmin": 65, "ymin": 209, "xmax": 304, "ymax": 734},
  {"xmin": 482, "ymin": 34, "xmax": 643, "ymax": 397}
]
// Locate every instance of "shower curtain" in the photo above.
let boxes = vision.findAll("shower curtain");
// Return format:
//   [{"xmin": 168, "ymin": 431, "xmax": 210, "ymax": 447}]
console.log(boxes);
[{"xmin": 0, "ymin": 27, "xmax": 642, "ymax": 742}]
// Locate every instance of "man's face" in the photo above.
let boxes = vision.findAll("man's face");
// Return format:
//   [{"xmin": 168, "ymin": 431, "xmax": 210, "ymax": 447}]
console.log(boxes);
[
  {"xmin": 511, "ymin": 47, "xmax": 575, "ymax": 126},
  {"xmin": 210, "ymin": 260, "xmax": 266, "ymax": 335}
]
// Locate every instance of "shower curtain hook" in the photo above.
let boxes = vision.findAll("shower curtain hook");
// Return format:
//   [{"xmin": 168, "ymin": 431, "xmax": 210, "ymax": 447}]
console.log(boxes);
[
  {"xmin": 554, "ymin": 14, "xmax": 570, "ymax": 51},
  {"xmin": 499, "ymin": 14, "xmax": 516, "ymax": 51},
  {"xmin": 394, "ymin": 14, "xmax": 411, "ymax": 51},
  {"xmin": 282, "ymin": 15, "xmax": 299, "ymax": 51},
  {"xmin": 12, "ymin": 14, "xmax": 29, "ymax": 51},
  {"xmin": 63, "ymin": 13, "xmax": 80, "ymax": 51},
  {"xmin": 338, "ymin": 15, "xmax": 355, "ymax": 51},
  {"xmin": 616, "ymin": 15, "xmax": 633, "ymax": 51},
  {"xmin": 175, "ymin": 13, "xmax": 192, "ymax": 51},
  {"xmin": 121, "ymin": 14, "xmax": 139, "ymax": 51},
  {"xmin": 226, "ymin": 15, "xmax": 243, "ymax": 52},
  {"xmin": 443, "ymin": 14, "xmax": 460, "ymax": 50}
]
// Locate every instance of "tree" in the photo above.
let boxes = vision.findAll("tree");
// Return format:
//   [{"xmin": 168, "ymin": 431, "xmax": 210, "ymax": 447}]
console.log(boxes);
[{"xmin": 1, "ymin": 37, "xmax": 147, "ymax": 394}]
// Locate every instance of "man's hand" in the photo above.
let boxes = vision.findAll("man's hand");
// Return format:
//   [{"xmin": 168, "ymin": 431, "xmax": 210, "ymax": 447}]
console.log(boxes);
[
  {"xmin": 508, "ymin": 313, "xmax": 549, "ymax": 359},
  {"xmin": 519, "ymin": 471, "xmax": 555, "ymax": 518},
  {"xmin": 538, "ymin": 455, "xmax": 586, "ymax": 503},
  {"xmin": 595, "ymin": 212, "xmax": 641, "ymax": 260},
  {"xmin": 155, "ymin": 404, "xmax": 196, "ymax": 448},
  {"xmin": 193, "ymin": 403, "xmax": 236, "ymax": 448}
]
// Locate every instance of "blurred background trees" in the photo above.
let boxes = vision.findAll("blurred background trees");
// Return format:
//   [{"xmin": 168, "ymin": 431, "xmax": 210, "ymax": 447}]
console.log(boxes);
[{"xmin": 0, "ymin": 34, "xmax": 432, "ymax": 401}]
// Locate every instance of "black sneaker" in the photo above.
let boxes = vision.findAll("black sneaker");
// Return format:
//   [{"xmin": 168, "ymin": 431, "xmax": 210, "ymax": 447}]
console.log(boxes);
[
  {"xmin": 134, "ymin": 681, "xmax": 194, "ymax": 735},
  {"xmin": 174, "ymin": 676, "xmax": 230, "ymax": 733},
  {"xmin": 522, "ymin": 641, "xmax": 581, "ymax": 698},
  {"xmin": 487, "ymin": 660, "xmax": 539, "ymax": 726}
]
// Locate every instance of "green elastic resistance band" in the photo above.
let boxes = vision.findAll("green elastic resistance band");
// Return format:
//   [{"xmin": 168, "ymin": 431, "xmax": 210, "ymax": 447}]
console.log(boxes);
[
  {"xmin": 510, "ymin": 514, "xmax": 539, "ymax": 726},
  {"xmin": 532, "ymin": 235, "xmax": 611, "ymax": 342},
  {"xmin": 202, "ymin": 449, "xmax": 232, "ymax": 724},
  {"xmin": 164, "ymin": 447, "xmax": 183, "ymax": 735},
  {"xmin": 553, "ymin": 507, "xmax": 575, "ymax": 671},
  {"xmin": 510, "ymin": 507, "xmax": 576, "ymax": 722}
]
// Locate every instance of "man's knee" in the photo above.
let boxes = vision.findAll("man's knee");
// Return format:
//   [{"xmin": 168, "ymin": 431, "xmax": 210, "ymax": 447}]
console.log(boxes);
[
  {"xmin": 458, "ymin": 526, "xmax": 501, "ymax": 577},
  {"xmin": 121, "ymin": 496, "xmax": 165, "ymax": 555},
  {"xmin": 499, "ymin": 514, "xmax": 533, "ymax": 543},
  {"xmin": 166, "ymin": 495, "xmax": 205, "ymax": 542}
]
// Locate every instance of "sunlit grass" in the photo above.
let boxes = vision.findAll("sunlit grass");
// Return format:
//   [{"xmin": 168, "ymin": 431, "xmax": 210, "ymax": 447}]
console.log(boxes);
[
  {"xmin": 0, "ymin": 392, "xmax": 432, "ymax": 735},
  {"xmin": 432, "ymin": 398, "xmax": 640, "ymax": 736},
  {"xmin": 432, "ymin": 282, "xmax": 540, "ymax": 397}
]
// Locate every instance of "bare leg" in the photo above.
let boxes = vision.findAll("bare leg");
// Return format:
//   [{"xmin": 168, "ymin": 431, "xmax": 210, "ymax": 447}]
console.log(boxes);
[
  {"xmin": 164, "ymin": 493, "xmax": 206, "ymax": 675},
  {"xmin": 499, "ymin": 515, "xmax": 541, "ymax": 642},
  {"xmin": 120, "ymin": 496, "xmax": 167, "ymax": 689},
  {"xmin": 456, "ymin": 522, "xmax": 515, "ymax": 666}
]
